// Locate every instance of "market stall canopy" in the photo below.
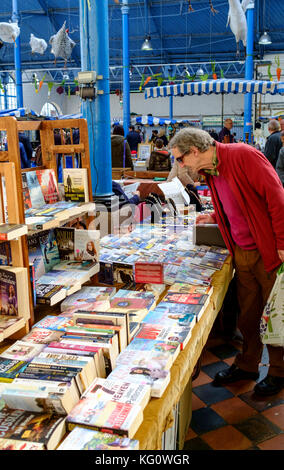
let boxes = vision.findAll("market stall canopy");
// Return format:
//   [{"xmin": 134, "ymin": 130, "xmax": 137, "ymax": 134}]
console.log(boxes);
[{"xmin": 145, "ymin": 79, "xmax": 284, "ymax": 99}]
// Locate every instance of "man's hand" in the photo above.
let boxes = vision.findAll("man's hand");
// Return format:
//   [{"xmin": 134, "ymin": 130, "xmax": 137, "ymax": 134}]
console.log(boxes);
[
  {"xmin": 195, "ymin": 214, "xmax": 215, "ymax": 225},
  {"xmin": 278, "ymin": 250, "xmax": 284, "ymax": 263}
]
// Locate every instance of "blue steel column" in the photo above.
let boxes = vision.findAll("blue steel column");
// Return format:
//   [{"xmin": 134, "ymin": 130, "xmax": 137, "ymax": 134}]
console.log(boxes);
[
  {"xmin": 1, "ymin": 73, "xmax": 9, "ymax": 109},
  {"xmin": 243, "ymin": 1, "xmax": 255, "ymax": 143},
  {"xmin": 79, "ymin": 0, "xmax": 113, "ymax": 198},
  {"xmin": 12, "ymin": 0, "xmax": 23, "ymax": 108},
  {"xmin": 169, "ymin": 94, "xmax": 173, "ymax": 120},
  {"xmin": 122, "ymin": 0, "xmax": 130, "ymax": 136}
]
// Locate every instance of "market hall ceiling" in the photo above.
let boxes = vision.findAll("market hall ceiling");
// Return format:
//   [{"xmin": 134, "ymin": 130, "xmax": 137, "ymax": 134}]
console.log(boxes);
[{"xmin": 0, "ymin": 0, "xmax": 283, "ymax": 89}]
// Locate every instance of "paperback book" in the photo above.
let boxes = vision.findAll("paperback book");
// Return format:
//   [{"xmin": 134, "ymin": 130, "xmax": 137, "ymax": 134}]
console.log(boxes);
[
  {"xmin": 0, "ymin": 358, "xmax": 28, "ymax": 383},
  {"xmin": 0, "ymin": 408, "xmax": 66, "ymax": 450},
  {"xmin": 63, "ymin": 168, "xmax": 89, "ymax": 203},
  {"xmin": 82, "ymin": 377, "xmax": 151, "ymax": 410},
  {"xmin": 55, "ymin": 227, "xmax": 75, "ymax": 261},
  {"xmin": 66, "ymin": 398, "xmax": 143, "ymax": 438},
  {"xmin": 57, "ymin": 427, "xmax": 139, "ymax": 450},
  {"xmin": 74, "ymin": 229, "xmax": 100, "ymax": 263},
  {"xmin": 0, "ymin": 266, "xmax": 30, "ymax": 318},
  {"xmin": 60, "ymin": 286, "xmax": 116, "ymax": 312},
  {"xmin": 36, "ymin": 284, "xmax": 67, "ymax": 306},
  {"xmin": 0, "ymin": 340, "xmax": 45, "ymax": 362}
]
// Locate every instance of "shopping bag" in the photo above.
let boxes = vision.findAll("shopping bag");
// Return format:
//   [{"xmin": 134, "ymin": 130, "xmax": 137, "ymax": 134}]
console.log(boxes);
[{"xmin": 260, "ymin": 263, "xmax": 284, "ymax": 347}]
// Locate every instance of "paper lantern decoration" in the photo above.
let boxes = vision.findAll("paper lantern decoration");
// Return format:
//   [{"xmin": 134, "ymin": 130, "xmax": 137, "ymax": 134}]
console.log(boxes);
[
  {"xmin": 0, "ymin": 22, "xmax": 20, "ymax": 43},
  {"xmin": 49, "ymin": 21, "xmax": 75, "ymax": 64},
  {"xmin": 30, "ymin": 34, "xmax": 47, "ymax": 55}
]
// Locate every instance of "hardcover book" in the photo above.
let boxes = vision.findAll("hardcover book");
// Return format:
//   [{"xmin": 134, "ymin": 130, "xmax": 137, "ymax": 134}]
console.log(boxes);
[{"xmin": 57, "ymin": 427, "xmax": 139, "ymax": 450}]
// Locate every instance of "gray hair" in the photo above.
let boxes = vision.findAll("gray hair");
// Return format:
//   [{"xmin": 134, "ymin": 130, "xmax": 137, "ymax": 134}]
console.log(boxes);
[
  {"xmin": 268, "ymin": 119, "xmax": 281, "ymax": 132},
  {"xmin": 168, "ymin": 127, "xmax": 214, "ymax": 153}
]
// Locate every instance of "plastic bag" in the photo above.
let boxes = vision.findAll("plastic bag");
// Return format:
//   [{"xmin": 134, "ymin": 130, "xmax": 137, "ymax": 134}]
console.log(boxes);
[
  {"xmin": 30, "ymin": 34, "xmax": 47, "ymax": 55},
  {"xmin": 49, "ymin": 21, "xmax": 75, "ymax": 62},
  {"xmin": 0, "ymin": 22, "xmax": 20, "ymax": 43},
  {"xmin": 260, "ymin": 263, "xmax": 284, "ymax": 347}
]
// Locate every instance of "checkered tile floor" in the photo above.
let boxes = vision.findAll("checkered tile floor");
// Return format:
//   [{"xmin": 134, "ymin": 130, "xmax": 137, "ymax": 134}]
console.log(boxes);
[{"xmin": 184, "ymin": 338, "xmax": 284, "ymax": 450}]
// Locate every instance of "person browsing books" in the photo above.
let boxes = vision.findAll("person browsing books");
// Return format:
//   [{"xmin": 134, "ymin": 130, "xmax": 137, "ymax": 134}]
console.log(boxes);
[
  {"xmin": 111, "ymin": 125, "xmax": 133, "ymax": 169},
  {"xmin": 169, "ymin": 127, "xmax": 284, "ymax": 396},
  {"xmin": 276, "ymin": 130, "xmax": 284, "ymax": 186},
  {"xmin": 264, "ymin": 119, "xmax": 282, "ymax": 169},
  {"xmin": 148, "ymin": 139, "xmax": 172, "ymax": 171}
]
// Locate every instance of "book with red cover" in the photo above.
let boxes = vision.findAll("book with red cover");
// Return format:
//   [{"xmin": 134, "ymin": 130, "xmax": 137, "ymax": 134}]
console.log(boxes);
[{"xmin": 163, "ymin": 292, "xmax": 208, "ymax": 305}]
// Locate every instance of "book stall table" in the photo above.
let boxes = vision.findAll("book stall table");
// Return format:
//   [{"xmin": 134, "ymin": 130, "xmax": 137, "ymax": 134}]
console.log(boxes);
[{"xmin": 134, "ymin": 256, "xmax": 233, "ymax": 450}]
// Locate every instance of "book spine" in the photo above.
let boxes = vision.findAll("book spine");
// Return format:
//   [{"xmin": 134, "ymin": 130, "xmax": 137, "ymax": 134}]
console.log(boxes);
[{"xmin": 66, "ymin": 421, "xmax": 129, "ymax": 437}]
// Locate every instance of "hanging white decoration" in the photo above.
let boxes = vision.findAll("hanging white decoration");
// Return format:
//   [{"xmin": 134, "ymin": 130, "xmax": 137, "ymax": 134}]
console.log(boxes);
[
  {"xmin": 49, "ymin": 21, "xmax": 75, "ymax": 64},
  {"xmin": 0, "ymin": 22, "xmax": 20, "ymax": 43},
  {"xmin": 227, "ymin": 0, "xmax": 248, "ymax": 54},
  {"xmin": 30, "ymin": 34, "xmax": 48, "ymax": 55}
]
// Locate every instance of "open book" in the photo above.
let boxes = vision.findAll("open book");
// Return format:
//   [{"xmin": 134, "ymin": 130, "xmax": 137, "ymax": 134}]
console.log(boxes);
[{"xmin": 158, "ymin": 177, "xmax": 190, "ymax": 214}]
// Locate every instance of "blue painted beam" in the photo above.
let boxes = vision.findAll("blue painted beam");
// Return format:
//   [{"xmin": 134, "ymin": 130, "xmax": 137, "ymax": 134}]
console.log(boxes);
[
  {"xmin": 243, "ymin": 2, "xmax": 255, "ymax": 143},
  {"xmin": 79, "ymin": 0, "xmax": 113, "ymax": 198},
  {"xmin": 122, "ymin": 0, "xmax": 130, "ymax": 135},
  {"xmin": 12, "ymin": 0, "xmax": 23, "ymax": 108}
]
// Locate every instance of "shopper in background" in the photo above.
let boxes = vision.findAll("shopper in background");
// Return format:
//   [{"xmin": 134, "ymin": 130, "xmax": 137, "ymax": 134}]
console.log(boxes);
[
  {"xmin": 126, "ymin": 125, "xmax": 142, "ymax": 152},
  {"xmin": 157, "ymin": 128, "xmax": 169, "ymax": 148},
  {"xmin": 111, "ymin": 125, "xmax": 133, "ymax": 170},
  {"xmin": 218, "ymin": 118, "xmax": 234, "ymax": 143},
  {"xmin": 148, "ymin": 138, "xmax": 172, "ymax": 171},
  {"xmin": 149, "ymin": 129, "xmax": 158, "ymax": 143},
  {"xmin": 264, "ymin": 119, "xmax": 282, "ymax": 169},
  {"xmin": 280, "ymin": 119, "xmax": 284, "ymax": 132},
  {"xmin": 208, "ymin": 129, "xmax": 219, "ymax": 141},
  {"xmin": 169, "ymin": 127, "xmax": 284, "ymax": 396},
  {"xmin": 19, "ymin": 132, "xmax": 33, "ymax": 164},
  {"xmin": 276, "ymin": 130, "xmax": 284, "ymax": 186}
]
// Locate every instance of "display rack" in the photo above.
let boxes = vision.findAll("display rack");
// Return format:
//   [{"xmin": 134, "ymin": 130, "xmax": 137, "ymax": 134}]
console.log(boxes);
[
  {"xmin": 0, "ymin": 117, "xmax": 99, "ymax": 327},
  {"xmin": 0, "ymin": 161, "xmax": 30, "ymax": 340}
]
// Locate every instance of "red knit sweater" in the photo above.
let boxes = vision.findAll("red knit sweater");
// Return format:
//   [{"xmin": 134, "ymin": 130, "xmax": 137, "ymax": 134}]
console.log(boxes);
[{"xmin": 203, "ymin": 142, "xmax": 284, "ymax": 272}]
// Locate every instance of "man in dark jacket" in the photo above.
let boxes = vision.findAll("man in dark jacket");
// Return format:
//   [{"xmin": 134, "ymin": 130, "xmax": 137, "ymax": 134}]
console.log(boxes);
[
  {"xmin": 126, "ymin": 125, "xmax": 142, "ymax": 152},
  {"xmin": 111, "ymin": 125, "xmax": 133, "ymax": 169},
  {"xmin": 148, "ymin": 139, "xmax": 172, "ymax": 171},
  {"xmin": 218, "ymin": 118, "xmax": 234, "ymax": 143},
  {"xmin": 264, "ymin": 119, "xmax": 282, "ymax": 168}
]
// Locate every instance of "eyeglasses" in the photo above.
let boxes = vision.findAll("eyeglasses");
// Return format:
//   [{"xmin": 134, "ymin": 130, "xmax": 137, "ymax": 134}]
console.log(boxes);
[{"xmin": 175, "ymin": 151, "xmax": 188, "ymax": 164}]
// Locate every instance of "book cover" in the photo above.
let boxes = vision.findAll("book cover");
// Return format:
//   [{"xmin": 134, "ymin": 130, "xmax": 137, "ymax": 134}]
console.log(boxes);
[
  {"xmin": 142, "ymin": 308, "xmax": 196, "ymax": 328},
  {"xmin": 60, "ymin": 286, "xmax": 116, "ymax": 312},
  {"xmin": 126, "ymin": 337, "xmax": 180, "ymax": 365},
  {"xmin": 83, "ymin": 377, "xmax": 151, "ymax": 410},
  {"xmin": 55, "ymin": 227, "xmax": 75, "ymax": 261},
  {"xmin": 63, "ymin": 168, "xmax": 89, "ymax": 203},
  {"xmin": 0, "ymin": 438, "xmax": 45, "ymax": 450},
  {"xmin": 163, "ymin": 292, "xmax": 209, "ymax": 305},
  {"xmin": 113, "ymin": 262, "xmax": 134, "ymax": 285},
  {"xmin": 0, "ymin": 408, "xmax": 66, "ymax": 450},
  {"xmin": 57, "ymin": 427, "xmax": 139, "ymax": 450},
  {"xmin": 168, "ymin": 283, "xmax": 213, "ymax": 296},
  {"xmin": 0, "ymin": 358, "xmax": 28, "ymax": 382},
  {"xmin": 24, "ymin": 171, "xmax": 45, "ymax": 209},
  {"xmin": 116, "ymin": 348, "xmax": 172, "ymax": 371},
  {"xmin": 36, "ymin": 169, "xmax": 60, "ymax": 204},
  {"xmin": 155, "ymin": 302, "xmax": 204, "ymax": 318},
  {"xmin": 21, "ymin": 327, "xmax": 65, "ymax": 344},
  {"xmin": 28, "ymin": 232, "xmax": 45, "ymax": 281},
  {"xmin": 74, "ymin": 229, "xmax": 100, "ymax": 263},
  {"xmin": 38, "ymin": 229, "xmax": 60, "ymax": 272},
  {"xmin": 0, "ymin": 340, "xmax": 45, "ymax": 361},
  {"xmin": 0, "ymin": 242, "xmax": 11, "ymax": 266},
  {"xmin": 135, "ymin": 323, "xmax": 192, "ymax": 350},
  {"xmin": 32, "ymin": 315, "xmax": 74, "ymax": 331},
  {"xmin": 0, "ymin": 268, "xmax": 22, "ymax": 317},
  {"xmin": 22, "ymin": 172, "xmax": 32, "ymax": 212},
  {"xmin": 108, "ymin": 364, "xmax": 170, "ymax": 398},
  {"xmin": 66, "ymin": 398, "xmax": 142, "ymax": 438},
  {"xmin": 109, "ymin": 297, "xmax": 152, "ymax": 313},
  {"xmin": 36, "ymin": 284, "xmax": 67, "ymax": 306}
]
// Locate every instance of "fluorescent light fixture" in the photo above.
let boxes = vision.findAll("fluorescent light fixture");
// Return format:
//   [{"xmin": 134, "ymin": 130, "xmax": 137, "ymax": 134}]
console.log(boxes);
[
  {"xmin": 141, "ymin": 35, "xmax": 153, "ymax": 51},
  {"xmin": 258, "ymin": 32, "xmax": 272, "ymax": 45}
]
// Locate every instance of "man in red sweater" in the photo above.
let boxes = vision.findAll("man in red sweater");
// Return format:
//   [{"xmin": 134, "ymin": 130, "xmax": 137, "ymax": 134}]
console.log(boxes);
[{"xmin": 169, "ymin": 128, "xmax": 284, "ymax": 396}]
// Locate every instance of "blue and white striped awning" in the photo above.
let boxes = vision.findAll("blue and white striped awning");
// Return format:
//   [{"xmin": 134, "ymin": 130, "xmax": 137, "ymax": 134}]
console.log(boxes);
[
  {"xmin": 145, "ymin": 79, "xmax": 284, "ymax": 99},
  {"xmin": 0, "ymin": 108, "xmax": 27, "ymax": 117}
]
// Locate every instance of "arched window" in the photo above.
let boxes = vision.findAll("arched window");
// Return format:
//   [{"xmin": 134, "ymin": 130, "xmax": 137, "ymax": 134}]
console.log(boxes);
[{"xmin": 40, "ymin": 101, "xmax": 62, "ymax": 117}]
